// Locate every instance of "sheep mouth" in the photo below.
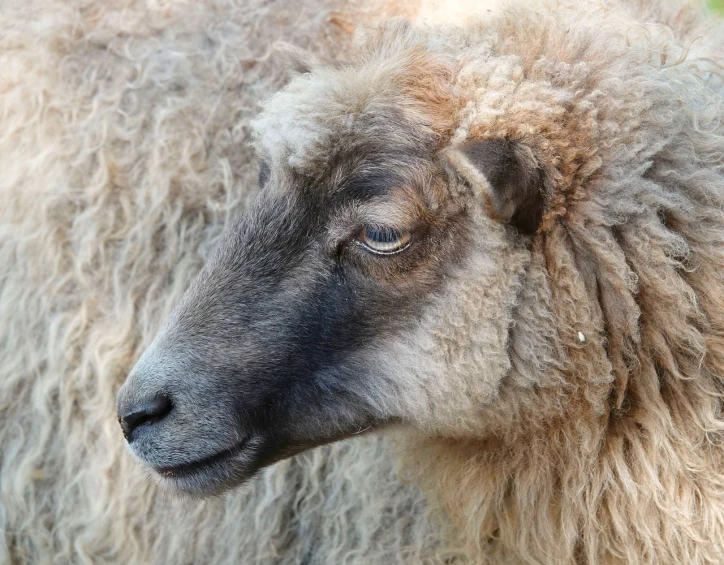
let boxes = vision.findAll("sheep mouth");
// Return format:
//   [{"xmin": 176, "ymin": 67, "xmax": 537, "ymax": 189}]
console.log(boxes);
[
  {"xmin": 149, "ymin": 422, "xmax": 388, "ymax": 495},
  {"xmin": 153, "ymin": 438, "xmax": 251, "ymax": 481}
]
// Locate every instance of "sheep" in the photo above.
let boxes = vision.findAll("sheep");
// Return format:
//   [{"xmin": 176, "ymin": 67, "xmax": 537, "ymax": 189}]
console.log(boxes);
[
  {"xmin": 114, "ymin": 0, "xmax": 724, "ymax": 563},
  {"xmin": 3, "ymin": 1, "xmax": 724, "ymax": 565}
]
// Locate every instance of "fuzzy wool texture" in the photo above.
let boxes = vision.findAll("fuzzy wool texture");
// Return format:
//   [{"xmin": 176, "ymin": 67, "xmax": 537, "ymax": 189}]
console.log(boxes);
[
  {"xmin": 3, "ymin": 1, "xmax": 724, "ymax": 565},
  {"xmin": 252, "ymin": 0, "xmax": 724, "ymax": 562},
  {"xmin": 381, "ymin": 2, "xmax": 724, "ymax": 563}
]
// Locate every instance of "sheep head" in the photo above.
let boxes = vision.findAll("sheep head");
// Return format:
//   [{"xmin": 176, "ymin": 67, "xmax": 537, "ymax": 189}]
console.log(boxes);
[{"xmin": 116, "ymin": 23, "xmax": 550, "ymax": 496}]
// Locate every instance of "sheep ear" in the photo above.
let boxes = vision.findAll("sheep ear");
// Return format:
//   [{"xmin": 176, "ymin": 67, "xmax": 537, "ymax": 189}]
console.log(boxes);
[
  {"xmin": 272, "ymin": 42, "xmax": 323, "ymax": 75},
  {"xmin": 443, "ymin": 139, "xmax": 545, "ymax": 235}
]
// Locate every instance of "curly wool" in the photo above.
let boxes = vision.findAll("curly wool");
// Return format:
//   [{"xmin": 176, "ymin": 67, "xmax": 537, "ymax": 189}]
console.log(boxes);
[{"xmin": 383, "ymin": 1, "xmax": 724, "ymax": 563}]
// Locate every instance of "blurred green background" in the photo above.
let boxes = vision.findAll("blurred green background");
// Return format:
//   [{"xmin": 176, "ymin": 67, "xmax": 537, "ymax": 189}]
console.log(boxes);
[{"xmin": 711, "ymin": 0, "xmax": 724, "ymax": 13}]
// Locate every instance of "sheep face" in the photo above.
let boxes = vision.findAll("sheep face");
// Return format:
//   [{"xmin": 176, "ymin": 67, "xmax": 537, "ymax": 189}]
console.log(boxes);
[{"xmin": 116, "ymin": 43, "xmax": 543, "ymax": 496}]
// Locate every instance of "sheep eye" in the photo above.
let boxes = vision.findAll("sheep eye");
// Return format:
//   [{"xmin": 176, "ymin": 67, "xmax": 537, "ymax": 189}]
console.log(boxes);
[{"xmin": 357, "ymin": 226, "xmax": 411, "ymax": 255}]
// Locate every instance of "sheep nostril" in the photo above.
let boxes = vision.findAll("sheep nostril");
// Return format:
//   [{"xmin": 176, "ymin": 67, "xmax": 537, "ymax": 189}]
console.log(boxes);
[{"xmin": 118, "ymin": 394, "xmax": 173, "ymax": 443}]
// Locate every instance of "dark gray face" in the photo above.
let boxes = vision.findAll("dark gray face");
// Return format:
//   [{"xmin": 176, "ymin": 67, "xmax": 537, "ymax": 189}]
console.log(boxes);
[
  {"xmin": 116, "ymin": 125, "xmax": 471, "ymax": 494},
  {"xmin": 115, "ymin": 80, "xmax": 545, "ymax": 494}
]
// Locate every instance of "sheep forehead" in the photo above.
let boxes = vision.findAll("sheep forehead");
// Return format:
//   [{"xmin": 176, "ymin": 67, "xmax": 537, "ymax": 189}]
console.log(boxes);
[{"xmin": 251, "ymin": 64, "xmax": 434, "ymax": 180}]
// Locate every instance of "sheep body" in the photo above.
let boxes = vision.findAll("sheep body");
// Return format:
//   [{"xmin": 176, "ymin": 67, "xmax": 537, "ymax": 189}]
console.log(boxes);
[
  {"xmin": 389, "ymin": 3, "xmax": 724, "ymax": 562},
  {"xmin": 249, "ymin": 2, "xmax": 724, "ymax": 561},
  {"xmin": 2, "ymin": 1, "xmax": 724, "ymax": 564}
]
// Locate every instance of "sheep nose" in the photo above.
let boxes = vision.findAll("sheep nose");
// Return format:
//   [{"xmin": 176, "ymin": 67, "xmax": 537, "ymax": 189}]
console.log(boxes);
[{"xmin": 118, "ymin": 394, "xmax": 173, "ymax": 443}]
